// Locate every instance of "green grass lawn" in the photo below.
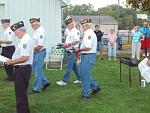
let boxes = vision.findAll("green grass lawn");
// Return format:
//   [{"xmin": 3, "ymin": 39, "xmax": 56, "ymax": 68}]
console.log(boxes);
[{"xmin": 0, "ymin": 59, "xmax": 150, "ymax": 113}]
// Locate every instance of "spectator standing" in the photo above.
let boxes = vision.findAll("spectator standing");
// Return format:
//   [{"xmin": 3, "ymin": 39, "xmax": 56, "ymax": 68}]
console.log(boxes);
[
  {"xmin": 94, "ymin": 24, "xmax": 103, "ymax": 60},
  {"xmin": 107, "ymin": 29, "xmax": 117, "ymax": 60},
  {"xmin": 140, "ymin": 21, "xmax": 150, "ymax": 57},
  {"xmin": 131, "ymin": 26, "xmax": 142, "ymax": 60}
]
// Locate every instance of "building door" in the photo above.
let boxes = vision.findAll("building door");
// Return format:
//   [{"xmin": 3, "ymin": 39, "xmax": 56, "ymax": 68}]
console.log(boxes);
[{"xmin": 0, "ymin": 4, "xmax": 5, "ymax": 39}]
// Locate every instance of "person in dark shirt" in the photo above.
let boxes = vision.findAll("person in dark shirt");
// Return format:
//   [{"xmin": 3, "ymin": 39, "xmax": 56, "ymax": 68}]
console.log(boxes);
[{"xmin": 94, "ymin": 24, "xmax": 103, "ymax": 59}]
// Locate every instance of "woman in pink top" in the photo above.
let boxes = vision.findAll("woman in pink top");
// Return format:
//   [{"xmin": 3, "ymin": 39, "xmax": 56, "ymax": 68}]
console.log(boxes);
[{"xmin": 107, "ymin": 29, "xmax": 117, "ymax": 60}]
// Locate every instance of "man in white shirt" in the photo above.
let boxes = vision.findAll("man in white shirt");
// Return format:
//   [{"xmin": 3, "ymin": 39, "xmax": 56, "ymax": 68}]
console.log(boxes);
[
  {"xmin": 0, "ymin": 19, "xmax": 15, "ymax": 81},
  {"xmin": 56, "ymin": 16, "xmax": 81, "ymax": 86},
  {"xmin": 29, "ymin": 18, "xmax": 50, "ymax": 93},
  {"xmin": 75, "ymin": 18, "xmax": 100, "ymax": 99},
  {"xmin": 5, "ymin": 21, "xmax": 33, "ymax": 113}
]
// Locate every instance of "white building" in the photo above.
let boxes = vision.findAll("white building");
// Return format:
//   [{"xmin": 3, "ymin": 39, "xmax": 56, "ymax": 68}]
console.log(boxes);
[{"xmin": 0, "ymin": 0, "xmax": 70, "ymax": 52}]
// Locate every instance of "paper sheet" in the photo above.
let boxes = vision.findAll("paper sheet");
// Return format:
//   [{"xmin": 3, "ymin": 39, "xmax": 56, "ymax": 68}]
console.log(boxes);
[
  {"xmin": 0, "ymin": 55, "xmax": 9, "ymax": 62},
  {"xmin": 138, "ymin": 58, "xmax": 150, "ymax": 83}
]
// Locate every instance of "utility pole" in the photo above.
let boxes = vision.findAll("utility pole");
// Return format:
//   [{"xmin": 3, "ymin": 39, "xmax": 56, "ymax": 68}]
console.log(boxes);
[
  {"xmin": 117, "ymin": 0, "xmax": 120, "ymax": 33},
  {"xmin": 117, "ymin": 0, "xmax": 120, "ymax": 22}
]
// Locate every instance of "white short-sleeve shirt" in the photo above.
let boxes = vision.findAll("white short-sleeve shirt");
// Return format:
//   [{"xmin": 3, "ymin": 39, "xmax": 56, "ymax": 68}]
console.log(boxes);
[
  {"xmin": 64, "ymin": 28, "xmax": 69, "ymax": 36},
  {"xmin": 1, "ymin": 27, "xmax": 15, "ymax": 47},
  {"xmin": 32, "ymin": 26, "xmax": 46, "ymax": 50},
  {"xmin": 12, "ymin": 33, "xmax": 34, "ymax": 65},
  {"xmin": 80, "ymin": 29, "xmax": 97, "ymax": 53},
  {"xmin": 65, "ymin": 27, "xmax": 80, "ymax": 49}
]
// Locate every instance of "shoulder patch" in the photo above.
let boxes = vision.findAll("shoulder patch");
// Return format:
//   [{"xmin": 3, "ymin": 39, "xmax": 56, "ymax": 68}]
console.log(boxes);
[
  {"xmin": 23, "ymin": 44, "xmax": 27, "ymax": 49},
  {"xmin": 77, "ymin": 32, "xmax": 80, "ymax": 35},
  {"xmin": 40, "ymin": 35, "xmax": 43, "ymax": 39},
  {"xmin": 88, "ymin": 36, "xmax": 91, "ymax": 40},
  {"xmin": 9, "ymin": 32, "xmax": 11, "ymax": 35}
]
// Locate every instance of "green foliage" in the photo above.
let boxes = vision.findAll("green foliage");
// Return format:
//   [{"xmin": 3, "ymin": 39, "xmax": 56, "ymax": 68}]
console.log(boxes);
[
  {"xmin": 96, "ymin": 5, "xmax": 139, "ymax": 30},
  {"xmin": 1, "ymin": 59, "xmax": 150, "ymax": 113},
  {"xmin": 63, "ymin": 4, "xmax": 96, "ymax": 19},
  {"xmin": 63, "ymin": 4, "xmax": 145, "ymax": 30},
  {"xmin": 126, "ymin": 0, "xmax": 150, "ymax": 13}
]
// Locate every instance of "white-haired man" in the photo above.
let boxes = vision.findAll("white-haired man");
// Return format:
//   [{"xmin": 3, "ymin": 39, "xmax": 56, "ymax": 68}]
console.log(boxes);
[
  {"xmin": 29, "ymin": 18, "xmax": 50, "ymax": 93},
  {"xmin": 75, "ymin": 18, "xmax": 100, "ymax": 99},
  {"xmin": 5, "ymin": 21, "xmax": 33, "ymax": 113}
]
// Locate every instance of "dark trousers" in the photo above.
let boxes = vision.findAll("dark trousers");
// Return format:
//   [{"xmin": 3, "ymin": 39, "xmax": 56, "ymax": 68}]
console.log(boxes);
[
  {"xmin": 1, "ymin": 46, "xmax": 15, "ymax": 80},
  {"xmin": 14, "ymin": 65, "xmax": 31, "ymax": 113}
]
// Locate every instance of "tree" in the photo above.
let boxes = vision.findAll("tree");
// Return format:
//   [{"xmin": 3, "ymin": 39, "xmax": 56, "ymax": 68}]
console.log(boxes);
[
  {"xmin": 126, "ymin": 0, "xmax": 150, "ymax": 13},
  {"xmin": 63, "ymin": 4, "xmax": 95, "ymax": 19},
  {"xmin": 63, "ymin": 4, "xmax": 144, "ymax": 30},
  {"xmin": 96, "ymin": 5, "xmax": 140, "ymax": 29}
]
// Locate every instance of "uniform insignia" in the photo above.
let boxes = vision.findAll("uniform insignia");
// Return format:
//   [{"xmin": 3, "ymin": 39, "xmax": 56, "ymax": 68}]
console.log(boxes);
[
  {"xmin": 77, "ymin": 32, "xmax": 79, "ymax": 35},
  {"xmin": 40, "ymin": 35, "xmax": 43, "ymax": 39},
  {"xmin": 23, "ymin": 44, "xmax": 27, "ymax": 49},
  {"xmin": 9, "ymin": 32, "xmax": 11, "ymax": 35},
  {"xmin": 88, "ymin": 36, "xmax": 91, "ymax": 40},
  {"xmin": 13, "ymin": 26, "xmax": 16, "ymax": 31}
]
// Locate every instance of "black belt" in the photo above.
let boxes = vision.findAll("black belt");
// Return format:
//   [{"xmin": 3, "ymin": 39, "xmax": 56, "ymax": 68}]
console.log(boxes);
[
  {"xmin": 34, "ymin": 49, "xmax": 46, "ymax": 53},
  {"xmin": 81, "ymin": 53, "xmax": 95, "ymax": 55},
  {"xmin": 14, "ymin": 64, "xmax": 31, "ymax": 68}
]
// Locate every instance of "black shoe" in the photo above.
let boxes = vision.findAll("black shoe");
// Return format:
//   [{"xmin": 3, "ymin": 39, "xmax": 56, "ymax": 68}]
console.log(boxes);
[
  {"xmin": 91, "ymin": 87, "xmax": 100, "ymax": 96},
  {"xmin": 42, "ymin": 83, "xmax": 50, "ymax": 91},
  {"xmin": 80, "ymin": 95, "xmax": 91, "ymax": 99}
]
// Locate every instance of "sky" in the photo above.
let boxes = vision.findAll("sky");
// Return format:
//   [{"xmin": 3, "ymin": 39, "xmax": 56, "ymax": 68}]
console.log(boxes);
[{"xmin": 70, "ymin": 0, "xmax": 126, "ymax": 10}]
